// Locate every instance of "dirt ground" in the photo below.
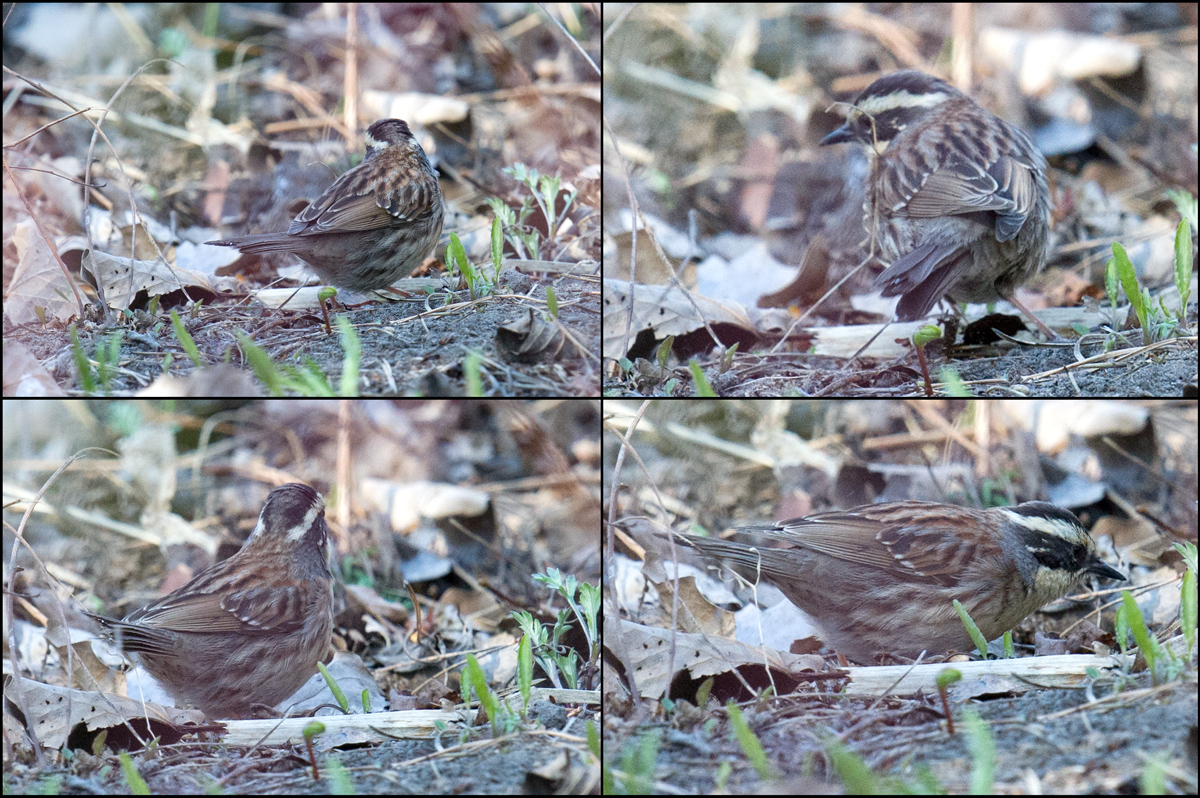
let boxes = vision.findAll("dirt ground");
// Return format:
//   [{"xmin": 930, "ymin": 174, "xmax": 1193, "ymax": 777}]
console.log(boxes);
[{"xmin": 6, "ymin": 273, "xmax": 600, "ymax": 396}]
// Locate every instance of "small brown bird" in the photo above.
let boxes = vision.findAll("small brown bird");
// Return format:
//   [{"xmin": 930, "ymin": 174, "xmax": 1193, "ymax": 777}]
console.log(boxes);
[
  {"xmin": 207, "ymin": 119, "xmax": 444, "ymax": 293},
  {"xmin": 677, "ymin": 500, "xmax": 1123, "ymax": 663},
  {"xmin": 88, "ymin": 483, "xmax": 334, "ymax": 718},
  {"xmin": 820, "ymin": 71, "xmax": 1053, "ymax": 336}
]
